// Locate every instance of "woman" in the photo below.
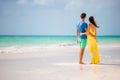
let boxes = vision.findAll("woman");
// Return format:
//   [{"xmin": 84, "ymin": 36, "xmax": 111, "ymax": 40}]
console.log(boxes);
[{"xmin": 80, "ymin": 16, "xmax": 100, "ymax": 64}]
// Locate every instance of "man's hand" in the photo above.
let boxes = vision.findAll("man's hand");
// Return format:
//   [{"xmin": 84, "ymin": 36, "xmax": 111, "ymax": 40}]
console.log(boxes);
[{"xmin": 76, "ymin": 38, "xmax": 78, "ymax": 43}]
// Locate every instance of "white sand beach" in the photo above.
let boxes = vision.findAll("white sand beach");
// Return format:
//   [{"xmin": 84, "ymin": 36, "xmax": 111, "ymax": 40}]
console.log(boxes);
[{"xmin": 0, "ymin": 43, "xmax": 120, "ymax": 80}]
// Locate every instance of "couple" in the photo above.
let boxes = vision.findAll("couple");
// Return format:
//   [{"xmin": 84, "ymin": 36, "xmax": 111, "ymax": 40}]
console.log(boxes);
[{"xmin": 76, "ymin": 13, "xmax": 100, "ymax": 64}]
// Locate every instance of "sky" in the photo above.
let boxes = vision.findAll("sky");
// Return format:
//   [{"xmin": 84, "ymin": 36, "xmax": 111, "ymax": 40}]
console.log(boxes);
[{"xmin": 0, "ymin": 0, "xmax": 120, "ymax": 36}]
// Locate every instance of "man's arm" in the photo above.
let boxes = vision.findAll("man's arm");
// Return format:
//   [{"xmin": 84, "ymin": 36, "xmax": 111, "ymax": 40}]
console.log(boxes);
[{"xmin": 76, "ymin": 28, "xmax": 78, "ymax": 43}]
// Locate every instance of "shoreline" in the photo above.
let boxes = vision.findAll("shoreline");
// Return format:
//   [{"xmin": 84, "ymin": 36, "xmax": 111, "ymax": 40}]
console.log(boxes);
[{"xmin": 0, "ymin": 42, "xmax": 120, "ymax": 80}]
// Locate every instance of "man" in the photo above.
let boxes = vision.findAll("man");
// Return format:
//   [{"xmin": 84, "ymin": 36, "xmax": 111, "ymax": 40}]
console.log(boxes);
[{"xmin": 76, "ymin": 13, "xmax": 88, "ymax": 64}]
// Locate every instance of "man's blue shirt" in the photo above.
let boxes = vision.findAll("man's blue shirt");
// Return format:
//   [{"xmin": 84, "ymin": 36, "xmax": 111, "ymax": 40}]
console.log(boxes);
[{"xmin": 77, "ymin": 21, "xmax": 88, "ymax": 39}]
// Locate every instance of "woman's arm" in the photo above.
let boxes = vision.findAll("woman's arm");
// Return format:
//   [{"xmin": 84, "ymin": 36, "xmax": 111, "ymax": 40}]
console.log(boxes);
[
  {"xmin": 94, "ymin": 28, "xmax": 96, "ymax": 39},
  {"xmin": 80, "ymin": 32, "xmax": 87, "ymax": 36},
  {"xmin": 80, "ymin": 25, "xmax": 89, "ymax": 36},
  {"xmin": 88, "ymin": 27, "xmax": 96, "ymax": 39},
  {"xmin": 89, "ymin": 32, "xmax": 96, "ymax": 38},
  {"xmin": 80, "ymin": 24, "xmax": 96, "ymax": 38}
]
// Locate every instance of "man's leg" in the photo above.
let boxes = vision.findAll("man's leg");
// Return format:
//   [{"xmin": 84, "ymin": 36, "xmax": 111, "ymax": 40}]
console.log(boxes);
[
  {"xmin": 79, "ymin": 39, "xmax": 87, "ymax": 64},
  {"xmin": 79, "ymin": 48, "xmax": 85, "ymax": 64}
]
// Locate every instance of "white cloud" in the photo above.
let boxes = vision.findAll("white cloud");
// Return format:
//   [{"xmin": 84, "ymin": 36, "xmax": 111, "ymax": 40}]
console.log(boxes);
[
  {"xmin": 16, "ymin": 0, "xmax": 120, "ymax": 10},
  {"xmin": 64, "ymin": 0, "xmax": 93, "ymax": 11},
  {"xmin": 64, "ymin": 0, "xmax": 120, "ymax": 11},
  {"xmin": 17, "ymin": 0, "xmax": 27, "ymax": 4},
  {"xmin": 34, "ymin": 0, "xmax": 48, "ymax": 5},
  {"xmin": 17, "ymin": 0, "xmax": 49, "ymax": 5},
  {"xmin": 64, "ymin": 0, "xmax": 82, "ymax": 10}
]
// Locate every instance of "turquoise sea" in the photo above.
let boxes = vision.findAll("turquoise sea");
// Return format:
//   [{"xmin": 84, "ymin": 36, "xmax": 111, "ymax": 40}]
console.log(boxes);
[{"xmin": 0, "ymin": 35, "xmax": 120, "ymax": 46}]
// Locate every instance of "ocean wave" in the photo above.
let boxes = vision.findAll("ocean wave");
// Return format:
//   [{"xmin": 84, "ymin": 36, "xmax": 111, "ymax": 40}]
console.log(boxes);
[
  {"xmin": 0, "ymin": 43, "xmax": 76, "ymax": 54},
  {"xmin": 0, "ymin": 43, "xmax": 120, "ymax": 54}
]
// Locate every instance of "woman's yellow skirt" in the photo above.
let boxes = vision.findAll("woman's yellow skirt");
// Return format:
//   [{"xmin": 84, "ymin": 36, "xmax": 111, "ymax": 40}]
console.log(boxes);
[{"xmin": 87, "ymin": 35, "xmax": 100, "ymax": 64}]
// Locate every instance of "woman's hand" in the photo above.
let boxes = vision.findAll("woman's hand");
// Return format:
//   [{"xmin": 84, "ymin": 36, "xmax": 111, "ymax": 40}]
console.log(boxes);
[
  {"xmin": 93, "ymin": 36, "xmax": 98, "ymax": 42},
  {"xmin": 80, "ymin": 33, "xmax": 83, "ymax": 36}
]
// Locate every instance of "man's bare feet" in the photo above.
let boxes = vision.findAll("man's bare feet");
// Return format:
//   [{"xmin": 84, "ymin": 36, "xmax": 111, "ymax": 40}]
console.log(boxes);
[{"xmin": 79, "ymin": 62, "xmax": 85, "ymax": 64}]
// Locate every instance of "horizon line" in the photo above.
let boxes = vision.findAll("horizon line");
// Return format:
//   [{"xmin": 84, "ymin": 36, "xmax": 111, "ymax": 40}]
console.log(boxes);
[{"xmin": 0, "ymin": 34, "xmax": 120, "ymax": 37}]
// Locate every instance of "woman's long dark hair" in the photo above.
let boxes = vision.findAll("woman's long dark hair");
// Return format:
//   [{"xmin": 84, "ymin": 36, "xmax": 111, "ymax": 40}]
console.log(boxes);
[{"xmin": 89, "ymin": 16, "xmax": 99, "ymax": 28}]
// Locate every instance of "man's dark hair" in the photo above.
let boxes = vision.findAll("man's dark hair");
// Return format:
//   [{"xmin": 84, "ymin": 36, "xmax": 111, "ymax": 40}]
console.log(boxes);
[{"xmin": 80, "ymin": 13, "xmax": 86, "ymax": 19}]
